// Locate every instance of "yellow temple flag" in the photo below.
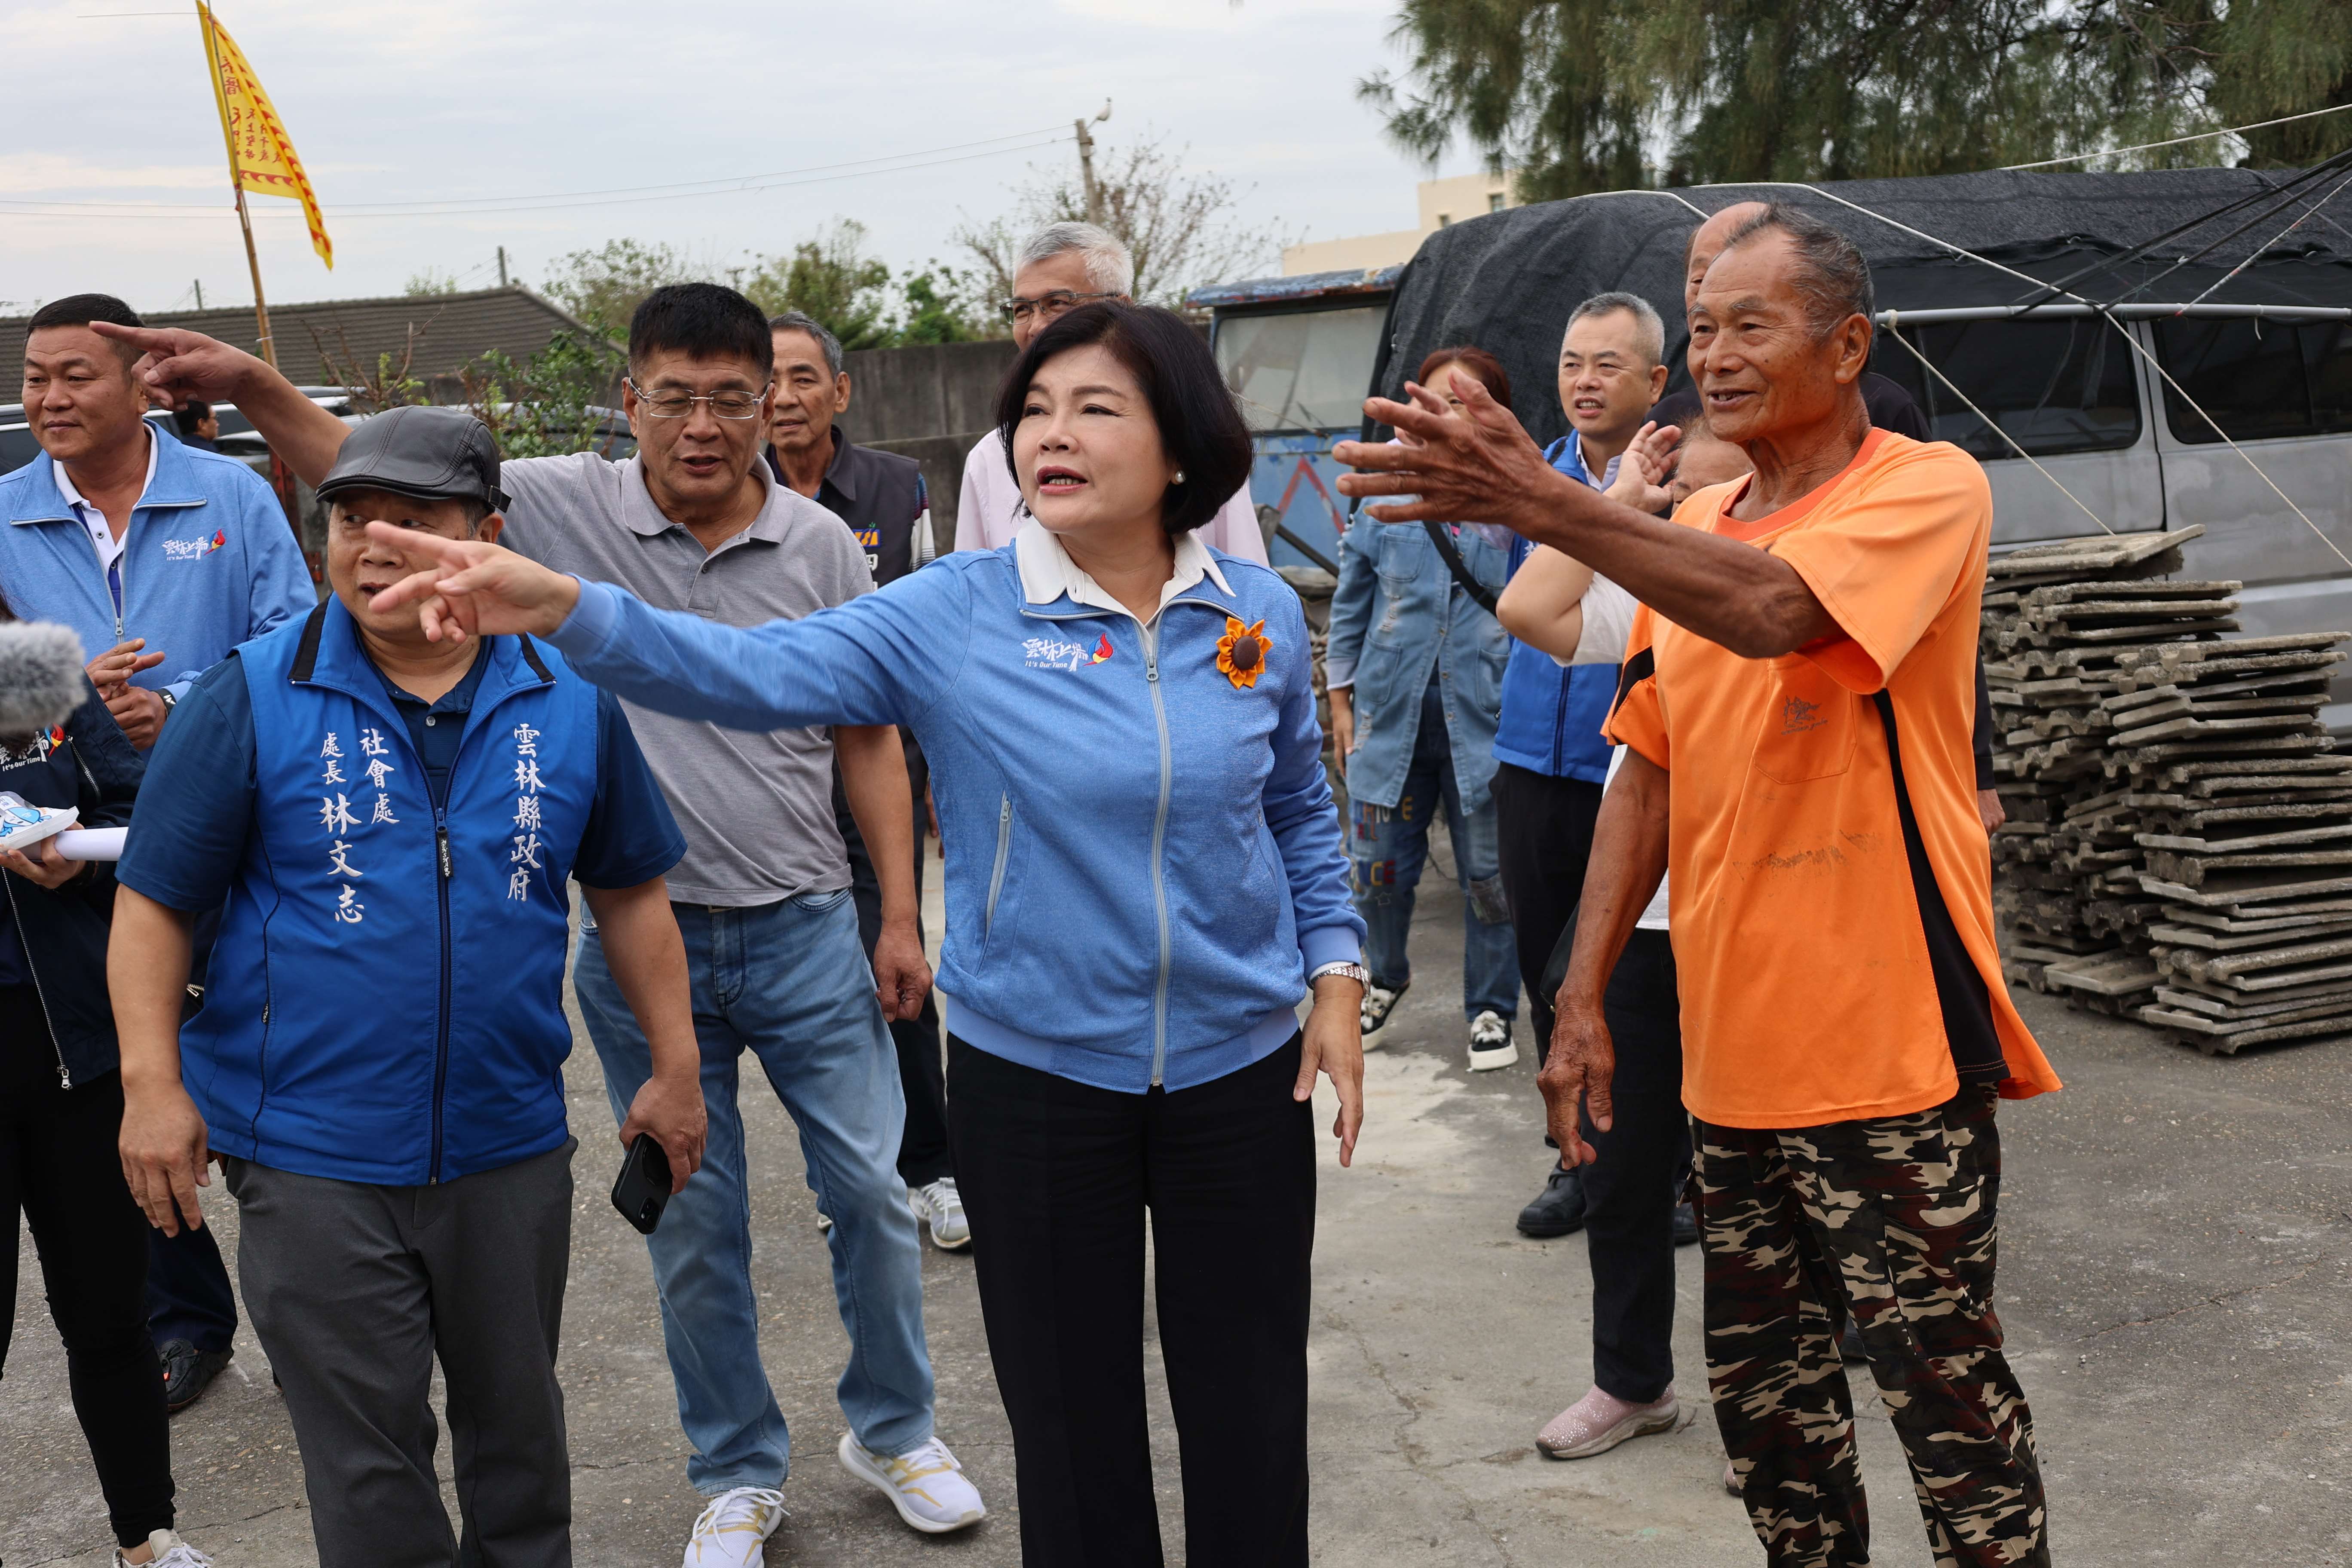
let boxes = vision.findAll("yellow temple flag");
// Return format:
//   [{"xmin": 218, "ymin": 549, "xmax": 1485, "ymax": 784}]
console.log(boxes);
[{"xmin": 198, "ymin": 3, "xmax": 332, "ymax": 269}]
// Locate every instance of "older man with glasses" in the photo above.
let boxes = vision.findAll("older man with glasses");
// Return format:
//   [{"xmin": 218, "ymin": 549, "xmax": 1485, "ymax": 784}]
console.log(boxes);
[{"xmin": 952, "ymin": 221, "xmax": 1269, "ymax": 564}]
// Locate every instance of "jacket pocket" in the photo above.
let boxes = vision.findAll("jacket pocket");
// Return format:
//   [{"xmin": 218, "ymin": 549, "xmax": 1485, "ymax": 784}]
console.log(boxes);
[
  {"xmin": 983, "ymin": 792, "xmax": 1013, "ymax": 940},
  {"xmin": 1752, "ymin": 656, "xmax": 1859, "ymax": 784}
]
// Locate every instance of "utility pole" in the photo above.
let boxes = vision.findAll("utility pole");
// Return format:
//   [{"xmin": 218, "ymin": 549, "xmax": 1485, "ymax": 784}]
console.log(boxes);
[
  {"xmin": 497, "ymin": 245, "xmax": 508, "ymax": 288},
  {"xmin": 193, "ymin": 278, "xmax": 204, "ymax": 310},
  {"xmin": 1075, "ymin": 98, "xmax": 1112, "ymax": 225}
]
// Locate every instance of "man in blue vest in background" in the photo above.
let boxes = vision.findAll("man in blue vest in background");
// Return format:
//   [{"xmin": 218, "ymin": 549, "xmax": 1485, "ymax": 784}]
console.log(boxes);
[
  {"xmin": 1494, "ymin": 292, "xmax": 1678, "ymax": 1240},
  {"xmin": 107, "ymin": 407, "xmax": 707, "ymax": 1568}
]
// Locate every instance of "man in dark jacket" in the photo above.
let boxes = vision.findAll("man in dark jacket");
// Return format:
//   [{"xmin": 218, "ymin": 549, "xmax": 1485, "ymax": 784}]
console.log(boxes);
[
  {"xmin": 0, "ymin": 652, "xmax": 208, "ymax": 1567},
  {"xmin": 764, "ymin": 311, "xmax": 966, "ymax": 1250}
]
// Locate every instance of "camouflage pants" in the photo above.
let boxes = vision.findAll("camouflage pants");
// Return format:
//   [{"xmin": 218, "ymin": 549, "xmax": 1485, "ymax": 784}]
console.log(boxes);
[{"xmin": 1697, "ymin": 1085, "xmax": 2048, "ymax": 1568}]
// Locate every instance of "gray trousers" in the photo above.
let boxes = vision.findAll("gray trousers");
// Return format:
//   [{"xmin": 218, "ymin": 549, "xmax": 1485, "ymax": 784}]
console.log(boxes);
[{"xmin": 224, "ymin": 1141, "xmax": 576, "ymax": 1568}]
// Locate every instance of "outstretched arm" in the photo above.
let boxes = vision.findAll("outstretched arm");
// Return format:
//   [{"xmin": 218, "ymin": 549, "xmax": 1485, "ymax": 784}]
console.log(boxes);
[
  {"xmin": 90, "ymin": 322, "xmax": 351, "ymax": 487},
  {"xmin": 1335, "ymin": 380, "xmax": 1834, "ymax": 659},
  {"xmin": 363, "ymin": 523, "xmax": 952, "ymax": 734}
]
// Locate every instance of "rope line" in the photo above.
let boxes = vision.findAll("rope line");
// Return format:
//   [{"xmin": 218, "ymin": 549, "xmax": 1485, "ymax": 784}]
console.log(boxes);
[
  {"xmin": 1880, "ymin": 318, "xmax": 2115, "ymax": 536},
  {"xmin": 1752, "ymin": 181, "xmax": 2352, "ymax": 574},
  {"xmin": 2179, "ymin": 165, "xmax": 2352, "ymax": 310},
  {"xmin": 1999, "ymin": 103, "xmax": 2352, "ymax": 171}
]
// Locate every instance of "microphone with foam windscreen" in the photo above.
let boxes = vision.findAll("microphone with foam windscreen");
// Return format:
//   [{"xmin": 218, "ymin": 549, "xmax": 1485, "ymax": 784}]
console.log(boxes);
[{"xmin": 0, "ymin": 621, "xmax": 89, "ymax": 735}]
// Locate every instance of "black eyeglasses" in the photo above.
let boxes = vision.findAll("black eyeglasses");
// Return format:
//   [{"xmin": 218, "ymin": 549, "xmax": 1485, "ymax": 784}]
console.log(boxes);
[
  {"xmin": 625, "ymin": 379, "xmax": 770, "ymax": 420},
  {"xmin": 1002, "ymin": 290, "xmax": 1121, "ymax": 325}
]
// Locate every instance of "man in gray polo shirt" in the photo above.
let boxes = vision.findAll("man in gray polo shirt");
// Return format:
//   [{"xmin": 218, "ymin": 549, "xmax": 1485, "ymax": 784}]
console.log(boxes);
[{"xmin": 102, "ymin": 284, "xmax": 986, "ymax": 1562}]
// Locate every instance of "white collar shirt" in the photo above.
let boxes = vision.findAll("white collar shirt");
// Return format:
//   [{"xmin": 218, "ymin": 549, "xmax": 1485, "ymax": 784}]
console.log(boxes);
[
  {"xmin": 1014, "ymin": 519, "xmax": 1233, "ymax": 624},
  {"xmin": 51, "ymin": 424, "xmax": 159, "ymax": 581},
  {"xmin": 957, "ymin": 428, "xmax": 1271, "ymax": 566}
]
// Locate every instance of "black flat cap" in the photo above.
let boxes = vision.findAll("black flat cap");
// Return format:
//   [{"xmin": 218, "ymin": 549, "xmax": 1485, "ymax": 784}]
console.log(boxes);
[{"xmin": 317, "ymin": 405, "xmax": 509, "ymax": 511}]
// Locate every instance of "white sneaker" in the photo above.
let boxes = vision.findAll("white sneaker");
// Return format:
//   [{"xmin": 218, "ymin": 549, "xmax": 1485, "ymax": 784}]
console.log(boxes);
[
  {"xmin": 1360, "ymin": 981, "xmax": 1407, "ymax": 1050},
  {"xmin": 837, "ymin": 1432, "xmax": 986, "ymax": 1534},
  {"xmin": 682, "ymin": 1485, "xmax": 787, "ymax": 1566},
  {"xmin": 117, "ymin": 1531, "xmax": 214, "ymax": 1568},
  {"xmin": 907, "ymin": 1177, "xmax": 971, "ymax": 1250},
  {"xmin": 1468, "ymin": 1010, "xmax": 1518, "ymax": 1071}
]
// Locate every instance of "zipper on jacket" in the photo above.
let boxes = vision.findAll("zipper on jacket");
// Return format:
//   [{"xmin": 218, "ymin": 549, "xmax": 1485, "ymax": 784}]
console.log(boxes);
[
  {"xmin": 1141, "ymin": 623, "xmax": 1174, "ymax": 1087},
  {"xmin": 429, "ymin": 804, "xmax": 454, "ymax": 1182},
  {"xmin": 1, "ymin": 875, "xmax": 72, "ymax": 1088},
  {"xmin": 983, "ymin": 793, "xmax": 1012, "ymax": 937}
]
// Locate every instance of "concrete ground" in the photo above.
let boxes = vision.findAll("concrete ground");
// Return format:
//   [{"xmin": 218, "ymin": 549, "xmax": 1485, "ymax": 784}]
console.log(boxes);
[{"xmin": 8, "ymin": 848, "xmax": 2350, "ymax": 1566}]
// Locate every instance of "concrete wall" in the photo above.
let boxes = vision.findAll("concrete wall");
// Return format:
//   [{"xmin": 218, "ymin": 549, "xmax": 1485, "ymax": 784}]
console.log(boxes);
[
  {"xmin": 867, "ymin": 432, "xmax": 985, "ymax": 558},
  {"xmin": 840, "ymin": 339, "xmax": 1018, "ymax": 445}
]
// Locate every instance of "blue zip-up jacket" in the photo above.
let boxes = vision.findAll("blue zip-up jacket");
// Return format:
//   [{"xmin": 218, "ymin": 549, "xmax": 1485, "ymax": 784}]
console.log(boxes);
[
  {"xmin": 1491, "ymin": 434, "xmax": 1618, "ymax": 781},
  {"xmin": 1325, "ymin": 516, "xmax": 1511, "ymax": 815},
  {"xmin": 552, "ymin": 536, "xmax": 1365, "ymax": 1094},
  {"xmin": 0, "ymin": 429, "xmax": 313, "ymax": 699},
  {"xmin": 173, "ymin": 600, "xmax": 600, "ymax": 1185}
]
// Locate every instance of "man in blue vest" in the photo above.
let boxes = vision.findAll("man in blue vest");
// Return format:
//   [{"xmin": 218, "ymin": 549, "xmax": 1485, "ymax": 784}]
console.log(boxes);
[
  {"xmin": 108, "ymin": 407, "xmax": 707, "ymax": 1568},
  {"xmin": 1495, "ymin": 292, "xmax": 1675, "ymax": 1240}
]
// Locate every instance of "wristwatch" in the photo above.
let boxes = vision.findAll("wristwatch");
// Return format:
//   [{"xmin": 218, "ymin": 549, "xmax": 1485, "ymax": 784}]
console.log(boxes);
[{"xmin": 1308, "ymin": 961, "xmax": 1370, "ymax": 987}]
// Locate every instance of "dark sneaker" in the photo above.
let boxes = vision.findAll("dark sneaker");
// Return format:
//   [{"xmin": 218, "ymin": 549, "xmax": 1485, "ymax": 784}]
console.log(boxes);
[
  {"xmin": 159, "ymin": 1339, "xmax": 233, "ymax": 1414},
  {"xmin": 1517, "ymin": 1163, "xmax": 1587, "ymax": 1238},
  {"xmin": 1360, "ymin": 980, "xmax": 1408, "ymax": 1046},
  {"xmin": 1672, "ymin": 1201, "xmax": 1699, "ymax": 1247}
]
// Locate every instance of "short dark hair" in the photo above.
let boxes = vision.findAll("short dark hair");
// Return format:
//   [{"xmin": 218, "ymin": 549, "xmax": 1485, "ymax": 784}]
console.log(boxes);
[
  {"xmin": 1416, "ymin": 345, "xmax": 1513, "ymax": 407},
  {"xmin": 1720, "ymin": 205, "xmax": 1874, "ymax": 340},
  {"xmin": 995, "ymin": 302, "xmax": 1252, "ymax": 539},
  {"xmin": 173, "ymin": 401, "xmax": 213, "ymax": 438},
  {"xmin": 27, "ymin": 293, "xmax": 143, "ymax": 369},
  {"xmin": 628, "ymin": 283, "xmax": 772, "ymax": 380}
]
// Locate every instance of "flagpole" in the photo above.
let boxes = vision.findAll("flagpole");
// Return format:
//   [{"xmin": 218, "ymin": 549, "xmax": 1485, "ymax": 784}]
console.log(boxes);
[{"xmin": 199, "ymin": 2, "xmax": 275, "ymax": 368}]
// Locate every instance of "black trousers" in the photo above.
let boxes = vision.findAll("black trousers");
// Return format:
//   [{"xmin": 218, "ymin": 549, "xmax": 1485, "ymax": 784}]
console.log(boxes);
[
  {"xmin": 0, "ymin": 984, "xmax": 176, "ymax": 1549},
  {"xmin": 836, "ymin": 736, "xmax": 953, "ymax": 1187},
  {"xmin": 1491, "ymin": 762, "xmax": 1604, "ymax": 1058},
  {"xmin": 1582, "ymin": 931, "xmax": 1690, "ymax": 1404},
  {"xmin": 947, "ymin": 1035, "xmax": 1315, "ymax": 1568}
]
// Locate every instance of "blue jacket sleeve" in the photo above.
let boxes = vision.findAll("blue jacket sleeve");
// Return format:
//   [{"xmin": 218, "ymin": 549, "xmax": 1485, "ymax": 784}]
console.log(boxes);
[
  {"xmin": 548, "ymin": 566, "xmax": 971, "ymax": 733},
  {"xmin": 1324, "ymin": 524, "xmax": 1375, "ymax": 689},
  {"xmin": 1259, "ymin": 587, "xmax": 1365, "ymax": 968}
]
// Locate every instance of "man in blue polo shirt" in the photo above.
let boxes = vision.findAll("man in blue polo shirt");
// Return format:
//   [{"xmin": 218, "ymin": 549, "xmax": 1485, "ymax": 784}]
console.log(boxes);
[
  {"xmin": 108, "ymin": 407, "xmax": 707, "ymax": 1568},
  {"xmin": 1495, "ymin": 292, "xmax": 1671, "ymax": 1239}
]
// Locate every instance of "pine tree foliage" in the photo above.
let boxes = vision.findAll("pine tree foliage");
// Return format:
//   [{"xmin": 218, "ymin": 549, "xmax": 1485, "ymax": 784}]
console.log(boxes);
[{"xmin": 1362, "ymin": 0, "xmax": 2350, "ymax": 198}]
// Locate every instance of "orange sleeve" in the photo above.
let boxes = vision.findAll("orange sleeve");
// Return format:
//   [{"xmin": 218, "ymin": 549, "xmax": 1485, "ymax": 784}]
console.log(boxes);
[
  {"xmin": 1600, "ymin": 603, "xmax": 1669, "ymax": 770},
  {"xmin": 1770, "ymin": 444, "xmax": 1990, "ymax": 695}
]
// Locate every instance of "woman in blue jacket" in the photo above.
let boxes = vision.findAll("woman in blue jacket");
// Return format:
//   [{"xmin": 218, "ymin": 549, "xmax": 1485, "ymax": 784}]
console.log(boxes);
[
  {"xmin": 1326, "ymin": 345, "xmax": 1519, "ymax": 1072},
  {"xmin": 370, "ymin": 302, "xmax": 1367, "ymax": 1568},
  {"xmin": 0, "ymin": 595, "xmax": 211, "ymax": 1568}
]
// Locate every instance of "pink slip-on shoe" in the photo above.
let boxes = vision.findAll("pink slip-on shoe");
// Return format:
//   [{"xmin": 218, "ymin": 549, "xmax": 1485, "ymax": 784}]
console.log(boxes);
[{"xmin": 1536, "ymin": 1385, "xmax": 1681, "ymax": 1459}]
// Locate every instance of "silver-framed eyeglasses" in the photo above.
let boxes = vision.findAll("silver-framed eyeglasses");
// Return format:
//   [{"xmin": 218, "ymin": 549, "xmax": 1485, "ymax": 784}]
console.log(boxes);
[
  {"xmin": 1002, "ymin": 289, "xmax": 1120, "ymax": 325},
  {"xmin": 626, "ymin": 378, "xmax": 770, "ymax": 420}
]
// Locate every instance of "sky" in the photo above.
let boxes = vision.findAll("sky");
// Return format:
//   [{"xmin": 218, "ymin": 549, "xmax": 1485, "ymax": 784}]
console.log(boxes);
[{"xmin": 0, "ymin": 0, "xmax": 1471, "ymax": 317}]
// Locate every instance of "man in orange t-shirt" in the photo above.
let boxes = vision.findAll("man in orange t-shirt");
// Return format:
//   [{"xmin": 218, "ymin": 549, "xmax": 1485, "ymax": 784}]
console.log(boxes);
[{"xmin": 1337, "ymin": 206, "xmax": 2058, "ymax": 1568}]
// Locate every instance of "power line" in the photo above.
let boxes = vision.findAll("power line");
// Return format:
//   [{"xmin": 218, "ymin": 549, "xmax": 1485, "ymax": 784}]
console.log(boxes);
[
  {"xmin": 0, "ymin": 127, "xmax": 1070, "ymax": 220},
  {"xmin": 2000, "ymin": 102, "xmax": 2352, "ymax": 172}
]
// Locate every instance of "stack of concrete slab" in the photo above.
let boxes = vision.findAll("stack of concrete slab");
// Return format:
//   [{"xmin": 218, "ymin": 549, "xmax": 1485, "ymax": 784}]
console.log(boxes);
[{"xmin": 1981, "ymin": 524, "xmax": 2352, "ymax": 1054}]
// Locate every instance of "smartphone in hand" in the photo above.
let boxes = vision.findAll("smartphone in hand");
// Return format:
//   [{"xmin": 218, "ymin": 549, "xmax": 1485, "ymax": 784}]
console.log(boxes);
[{"xmin": 610, "ymin": 1133, "xmax": 673, "ymax": 1235}]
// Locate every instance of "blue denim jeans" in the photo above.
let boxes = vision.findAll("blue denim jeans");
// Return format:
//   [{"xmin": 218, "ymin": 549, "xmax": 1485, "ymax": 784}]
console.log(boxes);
[
  {"xmin": 1349, "ymin": 682, "xmax": 1520, "ymax": 1020},
  {"xmin": 574, "ymin": 888, "xmax": 935, "ymax": 1495}
]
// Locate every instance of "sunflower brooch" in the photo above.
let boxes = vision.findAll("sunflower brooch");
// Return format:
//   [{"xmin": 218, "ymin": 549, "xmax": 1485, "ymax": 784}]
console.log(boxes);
[{"xmin": 1216, "ymin": 617, "xmax": 1271, "ymax": 689}]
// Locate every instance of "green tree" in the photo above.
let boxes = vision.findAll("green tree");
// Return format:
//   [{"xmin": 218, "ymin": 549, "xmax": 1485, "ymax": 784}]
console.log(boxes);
[
  {"xmin": 896, "ymin": 262, "xmax": 994, "ymax": 343},
  {"xmin": 541, "ymin": 238, "xmax": 701, "ymax": 337},
  {"xmin": 955, "ymin": 129, "xmax": 1288, "ymax": 309},
  {"xmin": 1361, "ymin": 1, "xmax": 2346, "ymax": 199},
  {"xmin": 741, "ymin": 220, "xmax": 898, "ymax": 351},
  {"xmin": 460, "ymin": 330, "xmax": 629, "ymax": 461},
  {"xmin": 403, "ymin": 267, "xmax": 462, "ymax": 297}
]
